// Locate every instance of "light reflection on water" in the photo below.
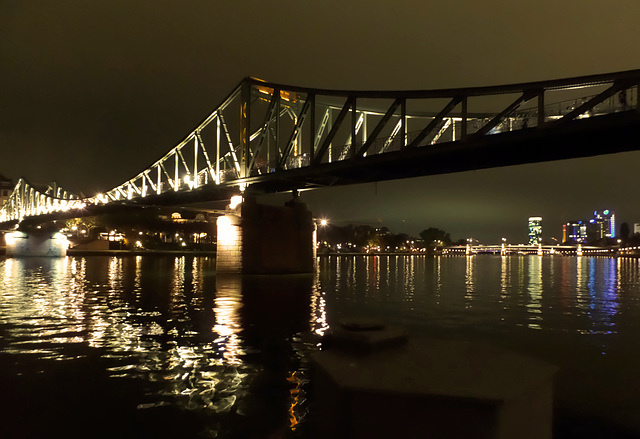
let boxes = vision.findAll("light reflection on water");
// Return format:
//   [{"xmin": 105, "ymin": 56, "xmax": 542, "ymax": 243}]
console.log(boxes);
[
  {"xmin": 0, "ymin": 256, "xmax": 323, "ymax": 438},
  {"xmin": 3, "ymin": 255, "xmax": 640, "ymax": 437}
]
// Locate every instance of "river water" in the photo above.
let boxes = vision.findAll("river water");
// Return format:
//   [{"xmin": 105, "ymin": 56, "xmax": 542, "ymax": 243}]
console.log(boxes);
[{"xmin": 1, "ymin": 254, "xmax": 640, "ymax": 438}]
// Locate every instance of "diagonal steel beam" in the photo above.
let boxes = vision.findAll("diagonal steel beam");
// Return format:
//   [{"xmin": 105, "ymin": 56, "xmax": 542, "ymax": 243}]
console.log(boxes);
[
  {"xmin": 176, "ymin": 147, "xmax": 191, "ymax": 177},
  {"xmin": 356, "ymin": 99, "xmax": 401, "ymax": 158},
  {"xmin": 553, "ymin": 81, "xmax": 632, "ymax": 124},
  {"xmin": 280, "ymin": 95, "xmax": 312, "ymax": 169},
  {"xmin": 249, "ymin": 88, "xmax": 279, "ymax": 171},
  {"xmin": 219, "ymin": 113, "xmax": 242, "ymax": 175},
  {"xmin": 406, "ymin": 96, "xmax": 462, "ymax": 148},
  {"xmin": 143, "ymin": 170, "xmax": 157, "ymax": 192},
  {"xmin": 195, "ymin": 131, "xmax": 217, "ymax": 183},
  {"xmin": 313, "ymin": 96, "xmax": 355, "ymax": 165},
  {"xmin": 472, "ymin": 90, "xmax": 536, "ymax": 137}
]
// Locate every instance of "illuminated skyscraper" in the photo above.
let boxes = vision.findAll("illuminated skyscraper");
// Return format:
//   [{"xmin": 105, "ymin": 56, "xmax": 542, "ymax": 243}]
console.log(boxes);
[
  {"xmin": 563, "ymin": 220, "xmax": 587, "ymax": 243},
  {"xmin": 528, "ymin": 217, "xmax": 542, "ymax": 245},
  {"xmin": 588, "ymin": 210, "xmax": 615, "ymax": 241}
]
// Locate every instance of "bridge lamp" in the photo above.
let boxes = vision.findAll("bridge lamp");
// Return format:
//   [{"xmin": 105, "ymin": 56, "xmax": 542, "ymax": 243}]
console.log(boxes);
[{"xmin": 229, "ymin": 195, "xmax": 243, "ymax": 210}]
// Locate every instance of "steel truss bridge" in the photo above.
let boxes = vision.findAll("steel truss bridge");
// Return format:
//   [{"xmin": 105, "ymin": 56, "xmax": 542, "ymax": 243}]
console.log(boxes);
[{"xmin": 2, "ymin": 69, "xmax": 640, "ymax": 226}]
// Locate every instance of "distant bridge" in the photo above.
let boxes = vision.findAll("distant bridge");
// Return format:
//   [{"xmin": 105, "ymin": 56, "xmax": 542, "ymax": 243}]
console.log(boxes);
[
  {"xmin": 444, "ymin": 244, "xmax": 634, "ymax": 256},
  {"xmin": 2, "ymin": 69, "xmax": 640, "ymax": 226}
]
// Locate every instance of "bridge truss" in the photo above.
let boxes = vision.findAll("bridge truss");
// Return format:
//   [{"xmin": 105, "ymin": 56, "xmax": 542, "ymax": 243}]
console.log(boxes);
[
  {"xmin": 2, "ymin": 69, "xmax": 640, "ymax": 224},
  {"xmin": 0, "ymin": 178, "xmax": 87, "ymax": 223}
]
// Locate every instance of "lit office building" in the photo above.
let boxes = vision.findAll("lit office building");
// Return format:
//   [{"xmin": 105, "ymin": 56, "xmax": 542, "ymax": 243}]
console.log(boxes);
[
  {"xmin": 563, "ymin": 220, "xmax": 587, "ymax": 243},
  {"xmin": 528, "ymin": 217, "xmax": 542, "ymax": 245},
  {"xmin": 588, "ymin": 210, "xmax": 615, "ymax": 241}
]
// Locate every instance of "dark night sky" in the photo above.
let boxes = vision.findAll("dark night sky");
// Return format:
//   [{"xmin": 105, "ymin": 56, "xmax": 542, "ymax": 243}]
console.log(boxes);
[{"xmin": 2, "ymin": 1, "xmax": 639, "ymax": 242}]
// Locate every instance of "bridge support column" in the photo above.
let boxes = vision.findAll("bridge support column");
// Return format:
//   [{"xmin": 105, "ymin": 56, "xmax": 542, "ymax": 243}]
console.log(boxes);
[
  {"xmin": 216, "ymin": 198, "xmax": 316, "ymax": 274},
  {"xmin": 4, "ymin": 230, "xmax": 69, "ymax": 257}
]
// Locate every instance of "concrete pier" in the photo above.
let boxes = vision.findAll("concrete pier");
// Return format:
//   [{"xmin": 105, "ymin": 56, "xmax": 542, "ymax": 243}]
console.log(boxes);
[
  {"xmin": 4, "ymin": 230, "xmax": 69, "ymax": 257},
  {"xmin": 216, "ymin": 198, "xmax": 315, "ymax": 274}
]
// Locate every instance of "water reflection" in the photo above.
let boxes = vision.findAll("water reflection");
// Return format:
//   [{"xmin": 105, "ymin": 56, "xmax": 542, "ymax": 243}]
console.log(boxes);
[
  {"xmin": 526, "ymin": 256, "xmax": 543, "ymax": 330},
  {"xmin": 464, "ymin": 255, "xmax": 475, "ymax": 308},
  {"xmin": 0, "ymin": 256, "xmax": 322, "ymax": 438},
  {"xmin": 3, "ymin": 254, "xmax": 640, "ymax": 437},
  {"xmin": 213, "ymin": 276, "xmax": 245, "ymax": 365}
]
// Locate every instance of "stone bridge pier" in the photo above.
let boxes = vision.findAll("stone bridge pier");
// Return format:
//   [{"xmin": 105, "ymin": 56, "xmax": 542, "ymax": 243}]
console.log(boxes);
[{"xmin": 216, "ymin": 197, "xmax": 316, "ymax": 274}]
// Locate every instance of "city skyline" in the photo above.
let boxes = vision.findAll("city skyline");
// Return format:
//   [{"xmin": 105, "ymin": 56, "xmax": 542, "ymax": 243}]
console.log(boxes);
[{"xmin": 2, "ymin": 1, "xmax": 640, "ymax": 243}]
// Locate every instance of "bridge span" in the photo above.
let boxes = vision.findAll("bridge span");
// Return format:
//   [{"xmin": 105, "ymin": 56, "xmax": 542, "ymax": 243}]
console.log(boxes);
[
  {"xmin": 2, "ymin": 70, "xmax": 640, "ymax": 270},
  {"xmin": 443, "ymin": 244, "xmax": 616, "ymax": 256},
  {"xmin": 2, "ymin": 69, "xmax": 640, "ymax": 225}
]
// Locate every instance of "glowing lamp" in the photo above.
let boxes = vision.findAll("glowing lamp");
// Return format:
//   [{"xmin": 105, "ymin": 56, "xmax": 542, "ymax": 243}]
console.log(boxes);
[{"xmin": 229, "ymin": 195, "xmax": 242, "ymax": 210}]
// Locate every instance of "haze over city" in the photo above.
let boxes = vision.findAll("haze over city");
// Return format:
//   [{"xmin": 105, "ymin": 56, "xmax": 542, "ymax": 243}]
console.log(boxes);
[{"xmin": 2, "ymin": 1, "xmax": 639, "ymax": 242}]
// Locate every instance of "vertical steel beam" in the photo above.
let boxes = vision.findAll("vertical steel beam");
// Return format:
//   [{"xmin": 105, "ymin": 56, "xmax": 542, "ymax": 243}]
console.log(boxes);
[
  {"xmin": 309, "ymin": 94, "xmax": 316, "ymax": 159},
  {"xmin": 275, "ymin": 90, "xmax": 281, "ymax": 168},
  {"xmin": 216, "ymin": 117, "xmax": 221, "ymax": 184},
  {"xmin": 174, "ymin": 153, "xmax": 179, "ymax": 191},
  {"xmin": 537, "ymin": 90, "xmax": 545, "ymax": 127},
  {"xmin": 461, "ymin": 96, "xmax": 468, "ymax": 139},
  {"xmin": 362, "ymin": 112, "xmax": 368, "ymax": 144},
  {"xmin": 351, "ymin": 98, "xmax": 357, "ymax": 159},
  {"xmin": 239, "ymin": 80, "xmax": 251, "ymax": 178},
  {"xmin": 328, "ymin": 111, "xmax": 333, "ymax": 162},
  {"xmin": 400, "ymin": 99, "xmax": 407, "ymax": 148},
  {"xmin": 194, "ymin": 137, "xmax": 199, "ymax": 188}
]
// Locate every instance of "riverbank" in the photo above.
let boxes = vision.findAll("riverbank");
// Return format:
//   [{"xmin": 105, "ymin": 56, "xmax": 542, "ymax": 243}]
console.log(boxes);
[{"xmin": 67, "ymin": 249, "xmax": 217, "ymax": 257}]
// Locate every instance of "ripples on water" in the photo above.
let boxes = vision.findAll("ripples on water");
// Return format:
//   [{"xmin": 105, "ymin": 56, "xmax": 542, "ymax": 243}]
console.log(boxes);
[
  {"xmin": 0, "ymin": 256, "xmax": 326, "ymax": 438},
  {"xmin": 2, "ymin": 255, "xmax": 640, "ymax": 437}
]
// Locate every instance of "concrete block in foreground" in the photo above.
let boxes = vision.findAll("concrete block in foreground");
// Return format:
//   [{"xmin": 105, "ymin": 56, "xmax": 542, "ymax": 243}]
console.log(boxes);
[{"xmin": 312, "ymin": 327, "xmax": 557, "ymax": 439}]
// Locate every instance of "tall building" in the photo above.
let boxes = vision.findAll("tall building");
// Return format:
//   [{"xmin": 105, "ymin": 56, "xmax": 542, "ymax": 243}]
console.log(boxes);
[
  {"xmin": 563, "ymin": 220, "xmax": 587, "ymax": 243},
  {"xmin": 0, "ymin": 173, "xmax": 13, "ymax": 207},
  {"xmin": 528, "ymin": 217, "xmax": 542, "ymax": 245},
  {"xmin": 588, "ymin": 210, "xmax": 615, "ymax": 241}
]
